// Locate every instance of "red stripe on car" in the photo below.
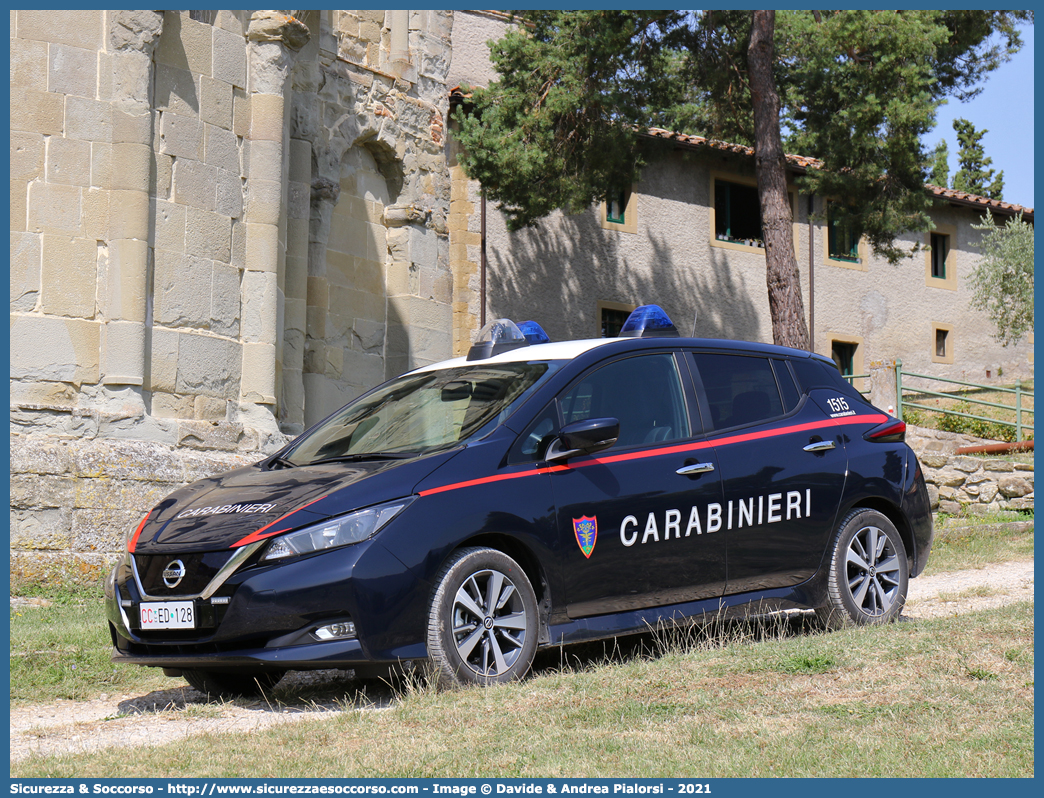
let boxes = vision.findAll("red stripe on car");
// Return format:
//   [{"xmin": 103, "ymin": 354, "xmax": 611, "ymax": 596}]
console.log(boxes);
[
  {"xmin": 231, "ymin": 495, "xmax": 330, "ymax": 548},
  {"xmin": 127, "ymin": 511, "xmax": 151, "ymax": 553},
  {"xmin": 419, "ymin": 414, "xmax": 886, "ymax": 497}
]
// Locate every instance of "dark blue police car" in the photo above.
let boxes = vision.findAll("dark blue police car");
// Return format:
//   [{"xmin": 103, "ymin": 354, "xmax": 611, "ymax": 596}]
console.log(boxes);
[{"xmin": 106, "ymin": 306, "xmax": 933, "ymax": 696}]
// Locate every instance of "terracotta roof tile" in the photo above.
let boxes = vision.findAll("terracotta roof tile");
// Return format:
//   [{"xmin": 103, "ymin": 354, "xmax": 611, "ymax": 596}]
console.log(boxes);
[
  {"xmin": 446, "ymin": 99, "xmax": 1034, "ymax": 220},
  {"xmin": 924, "ymin": 184, "xmax": 1032, "ymax": 219},
  {"xmin": 642, "ymin": 127, "xmax": 1032, "ymax": 219}
]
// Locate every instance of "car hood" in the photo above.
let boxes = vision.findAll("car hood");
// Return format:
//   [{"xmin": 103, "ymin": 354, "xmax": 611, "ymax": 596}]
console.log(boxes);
[{"xmin": 133, "ymin": 450, "xmax": 461, "ymax": 554}]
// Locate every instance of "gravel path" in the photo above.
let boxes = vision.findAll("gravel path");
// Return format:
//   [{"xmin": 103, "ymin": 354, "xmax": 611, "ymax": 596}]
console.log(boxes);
[{"xmin": 10, "ymin": 558, "xmax": 1034, "ymax": 764}]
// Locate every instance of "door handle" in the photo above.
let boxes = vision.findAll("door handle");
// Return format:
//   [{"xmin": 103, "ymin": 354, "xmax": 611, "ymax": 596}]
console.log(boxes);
[
  {"xmin": 676, "ymin": 462, "xmax": 715, "ymax": 476},
  {"xmin": 803, "ymin": 440, "xmax": 836, "ymax": 452}
]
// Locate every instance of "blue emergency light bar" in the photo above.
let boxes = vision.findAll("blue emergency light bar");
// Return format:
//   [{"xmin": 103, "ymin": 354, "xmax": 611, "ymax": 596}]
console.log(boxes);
[
  {"xmin": 467, "ymin": 318, "xmax": 552, "ymax": 360},
  {"xmin": 618, "ymin": 304, "xmax": 680, "ymax": 338},
  {"xmin": 517, "ymin": 320, "xmax": 551, "ymax": 345}
]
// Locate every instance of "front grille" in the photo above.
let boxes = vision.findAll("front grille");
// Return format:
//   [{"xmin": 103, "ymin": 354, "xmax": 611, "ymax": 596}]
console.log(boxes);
[{"xmin": 135, "ymin": 550, "xmax": 237, "ymax": 597}]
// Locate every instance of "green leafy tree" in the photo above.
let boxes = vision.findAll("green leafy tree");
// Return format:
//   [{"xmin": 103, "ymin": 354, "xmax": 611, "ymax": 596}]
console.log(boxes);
[
  {"xmin": 928, "ymin": 139, "xmax": 950, "ymax": 187},
  {"xmin": 454, "ymin": 10, "xmax": 1029, "ymax": 348},
  {"xmin": 952, "ymin": 118, "xmax": 1005, "ymax": 199},
  {"xmin": 969, "ymin": 211, "xmax": 1033, "ymax": 345}
]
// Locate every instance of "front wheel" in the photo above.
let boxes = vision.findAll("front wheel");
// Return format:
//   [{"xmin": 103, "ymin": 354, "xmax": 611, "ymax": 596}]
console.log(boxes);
[
  {"xmin": 183, "ymin": 669, "xmax": 283, "ymax": 699},
  {"xmin": 816, "ymin": 508, "xmax": 909, "ymax": 630},
  {"xmin": 426, "ymin": 547, "xmax": 539, "ymax": 689}
]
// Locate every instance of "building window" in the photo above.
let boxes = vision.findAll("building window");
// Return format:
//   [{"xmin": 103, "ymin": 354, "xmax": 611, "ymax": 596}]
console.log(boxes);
[
  {"xmin": 832, "ymin": 341, "xmax": 857, "ymax": 376},
  {"xmin": 931, "ymin": 323, "xmax": 954, "ymax": 364},
  {"xmin": 598, "ymin": 301, "xmax": 636, "ymax": 337},
  {"xmin": 930, "ymin": 232, "xmax": 949, "ymax": 278},
  {"xmin": 826, "ymin": 335, "xmax": 865, "ymax": 392},
  {"xmin": 713, "ymin": 179, "xmax": 763, "ymax": 247},
  {"xmin": 606, "ymin": 187, "xmax": 629, "ymax": 224},
  {"xmin": 599, "ymin": 186, "xmax": 637, "ymax": 233},
  {"xmin": 925, "ymin": 224, "xmax": 957, "ymax": 290},
  {"xmin": 828, "ymin": 205, "xmax": 861, "ymax": 264}
]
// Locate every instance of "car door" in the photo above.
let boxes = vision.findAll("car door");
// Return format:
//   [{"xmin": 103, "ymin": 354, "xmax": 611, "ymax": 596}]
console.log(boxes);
[
  {"xmin": 531, "ymin": 351, "xmax": 727, "ymax": 618},
  {"xmin": 689, "ymin": 351, "xmax": 849, "ymax": 594}
]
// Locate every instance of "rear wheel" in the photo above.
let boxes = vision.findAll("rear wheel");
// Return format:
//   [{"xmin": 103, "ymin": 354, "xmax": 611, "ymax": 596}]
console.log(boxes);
[
  {"xmin": 426, "ymin": 547, "xmax": 538, "ymax": 689},
  {"xmin": 817, "ymin": 508, "xmax": 909, "ymax": 630},
  {"xmin": 183, "ymin": 669, "xmax": 283, "ymax": 699}
]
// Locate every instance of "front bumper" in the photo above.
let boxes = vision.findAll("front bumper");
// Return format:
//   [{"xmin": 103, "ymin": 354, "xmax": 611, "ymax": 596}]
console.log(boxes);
[
  {"xmin": 106, "ymin": 537, "xmax": 431, "ymax": 671},
  {"xmin": 110, "ymin": 632, "xmax": 387, "ymax": 672}
]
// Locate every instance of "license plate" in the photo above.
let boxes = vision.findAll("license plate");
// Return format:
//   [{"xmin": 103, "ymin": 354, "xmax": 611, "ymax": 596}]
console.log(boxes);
[{"xmin": 139, "ymin": 601, "xmax": 195, "ymax": 630}]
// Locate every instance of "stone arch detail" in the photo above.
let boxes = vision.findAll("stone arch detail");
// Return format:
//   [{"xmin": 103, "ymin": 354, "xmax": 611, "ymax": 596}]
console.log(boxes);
[
  {"xmin": 302, "ymin": 142, "xmax": 393, "ymax": 427},
  {"xmin": 281, "ymin": 11, "xmax": 453, "ymax": 431}
]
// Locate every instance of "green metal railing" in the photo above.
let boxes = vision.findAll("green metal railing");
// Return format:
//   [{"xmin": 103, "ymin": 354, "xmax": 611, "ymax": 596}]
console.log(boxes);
[
  {"xmin": 895, "ymin": 359, "xmax": 1034, "ymax": 441},
  {"xmin": 841, "ymin": 372, "xmax": 871, "ymax": 396}
]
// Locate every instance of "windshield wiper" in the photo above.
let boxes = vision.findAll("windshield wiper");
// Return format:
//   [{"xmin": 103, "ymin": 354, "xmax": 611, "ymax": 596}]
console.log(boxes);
[
  {"xmin": 308, "ymin": 452, "xmax": 416, "ymax": 465},
  {"xmin": 267, "ymin": 455, "xmax": 296, "ymax": 469}
]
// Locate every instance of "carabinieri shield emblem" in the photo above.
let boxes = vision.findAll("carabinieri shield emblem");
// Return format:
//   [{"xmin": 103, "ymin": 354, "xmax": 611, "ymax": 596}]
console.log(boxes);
[{"xmin": 572, "ymin": 515, "xmax": 598, "ymax": 559}]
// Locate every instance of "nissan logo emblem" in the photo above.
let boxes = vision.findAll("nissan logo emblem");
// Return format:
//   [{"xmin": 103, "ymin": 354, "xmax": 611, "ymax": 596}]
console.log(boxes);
[{"xmin": 162, "ymin": 559, "xmax": 186, "ymax": 589}]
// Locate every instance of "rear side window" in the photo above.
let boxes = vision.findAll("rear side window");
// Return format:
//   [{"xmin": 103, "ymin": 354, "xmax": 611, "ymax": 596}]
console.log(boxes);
[
  {"xmin": 790, "ymin": 357, "xmax": 862, "ymax": 400},
  {"xmin": 692, "ymin": 353, "xmax": 785, "ymax": 429},
  {"xmin": 772, "ymin": 359, "xmax": 801, "ymax": 412}
]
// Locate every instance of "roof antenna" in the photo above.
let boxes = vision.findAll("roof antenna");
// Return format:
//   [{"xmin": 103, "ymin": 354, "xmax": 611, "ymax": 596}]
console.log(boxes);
[{"xmin": 690, "ymin": 310, "xmax": 698, "ymax": 338}]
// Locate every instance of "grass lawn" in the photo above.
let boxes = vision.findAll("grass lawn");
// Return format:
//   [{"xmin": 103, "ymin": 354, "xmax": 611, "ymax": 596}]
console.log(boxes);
[
  {"xmin": 13, "ymin": 601, "xmax": 1034, "ymax": 778},
  {"xmin": 926, "ymin": 511, "xmax": 1034, "ymax": 573},
  {"xmin": 11, "ymin": 517, "xmax": 1034, "ymax": 778}
]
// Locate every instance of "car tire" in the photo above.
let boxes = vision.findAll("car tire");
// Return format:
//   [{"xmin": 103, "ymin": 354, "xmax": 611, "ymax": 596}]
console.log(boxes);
[
  {"xmin": 183, "ymin": 669, "xmax": 283, "ymax": 699},
  {"xmin": 816, "ymin": 508, "xmax": 909, "ymax": 630},
  {"xmin": 426, "ymin": 546, "xmax": 539, "ymax": 689}
]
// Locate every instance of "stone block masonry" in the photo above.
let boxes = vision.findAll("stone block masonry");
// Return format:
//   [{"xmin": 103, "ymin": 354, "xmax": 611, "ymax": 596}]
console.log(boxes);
[
  {"xmin": 918, "ymin": 453, "xmax": 1034, "ymax": 516},
  {"xmin": 11, "ymin": 10, "xmax": 460, "ymax": 587},
  {"xmin": 9, "ymin": 422, "xmax": 285, "ymax": 591}
]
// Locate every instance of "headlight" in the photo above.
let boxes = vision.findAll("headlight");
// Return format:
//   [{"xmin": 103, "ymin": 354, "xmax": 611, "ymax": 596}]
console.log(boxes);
[{"xmin": 262, "ymin": 497, "xmax": 414, "ymax": 561}]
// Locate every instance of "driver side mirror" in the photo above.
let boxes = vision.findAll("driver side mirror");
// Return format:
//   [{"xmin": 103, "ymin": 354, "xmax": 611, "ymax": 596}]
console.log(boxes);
[{"xmin": 546, "ymin": 417, "xmax": 620, "ymax": 462}]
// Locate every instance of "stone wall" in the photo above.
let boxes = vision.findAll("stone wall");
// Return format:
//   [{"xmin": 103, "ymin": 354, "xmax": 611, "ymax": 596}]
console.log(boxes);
[
  {"xmin": 918, "ymin": 453, "xmax": 1034, "ymax": 516},
  {"xmin": 10, "ymin": 431, "xmax": 265, "ymax": 591},
  {"xmin": 10, "ymin": 10, "xmax": 458, "ymax": 587}
]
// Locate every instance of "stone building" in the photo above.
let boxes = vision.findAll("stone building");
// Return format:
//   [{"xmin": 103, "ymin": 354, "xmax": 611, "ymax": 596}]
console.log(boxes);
[
  {"xmin": 10, "ymin": 10, "xmax": 481, "ymax": 586},
  {"xmin": 451, "ymin": 121, "xmax": 1034, "ymax": 403},
  {"xmin": 9, "ymin": 10, "xmax": 1033, "ymax": 586}
]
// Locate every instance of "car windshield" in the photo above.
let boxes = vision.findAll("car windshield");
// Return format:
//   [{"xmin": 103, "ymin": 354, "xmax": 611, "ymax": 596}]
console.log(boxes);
[{"xmin": 286, "ymin": 362, "xmax": 558, "ymax": 465}]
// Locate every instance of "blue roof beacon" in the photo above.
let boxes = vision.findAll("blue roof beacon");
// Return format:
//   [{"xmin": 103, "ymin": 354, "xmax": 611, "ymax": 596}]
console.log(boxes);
[
  {"xmin": 618, "ymin": 304, "xmax": 680, "ymax": 338},
  {"xmin": 516, "ymin": 320, "xmax": 552, "ymax": 345}
]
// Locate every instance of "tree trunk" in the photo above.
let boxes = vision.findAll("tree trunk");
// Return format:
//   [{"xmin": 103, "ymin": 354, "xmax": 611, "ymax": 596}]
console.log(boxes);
[{"xmin": 748, "ymin": 10, "xmax": 810, "ymax": 350}]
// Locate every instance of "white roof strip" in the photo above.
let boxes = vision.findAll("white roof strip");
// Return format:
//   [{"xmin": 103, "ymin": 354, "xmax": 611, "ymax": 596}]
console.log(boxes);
[{"xmin": 411, "ymin": 338, "xmax": 618, "ymax": 373}]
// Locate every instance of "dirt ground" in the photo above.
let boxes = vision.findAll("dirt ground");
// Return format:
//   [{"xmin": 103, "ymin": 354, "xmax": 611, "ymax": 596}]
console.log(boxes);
[{"xmin": 9, "ymin": 558, "xmax": 1035, "ymax": 764}]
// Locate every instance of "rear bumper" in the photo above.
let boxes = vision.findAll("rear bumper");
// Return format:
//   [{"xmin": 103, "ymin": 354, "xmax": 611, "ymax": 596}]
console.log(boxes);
[{"xmin": 903, "ymin": 452, "xmax": 934, "ymax": 578}]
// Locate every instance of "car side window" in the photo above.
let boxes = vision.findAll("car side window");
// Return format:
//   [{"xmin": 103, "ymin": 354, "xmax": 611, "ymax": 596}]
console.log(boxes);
[
  {"xmin": 790, "ymin": 356, "xmax": 863, "ymax": 401},
  {"xmin": 511, "ymin": 402, "xmax": 561, "ymax": 462},
  {"xmin": 559, "ymin": 353, "xmax": 689, "ymax": 449},
  {"xmin": 692, "ymin": 353, "xmax": 786, "ymax": 430},
  {"xmin": 773, "ymin": 359, "xmax": 801, "ymax": 412}
]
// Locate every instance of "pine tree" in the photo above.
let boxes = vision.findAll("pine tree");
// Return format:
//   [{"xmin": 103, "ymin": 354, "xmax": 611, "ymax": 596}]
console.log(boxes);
[
  {"xmin": 929, "ymin": 139, "xmax": 950, "ymax": 187},
  {"xmin": 952, "ymin": 119, "xmax": 1004, "ymax": 199}
]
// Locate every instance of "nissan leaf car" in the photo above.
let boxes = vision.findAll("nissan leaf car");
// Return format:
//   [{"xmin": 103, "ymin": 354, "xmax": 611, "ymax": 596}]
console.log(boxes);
[{"xmin": 106, "ymin": 305, "xmax": 933, "ymax": 696}]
